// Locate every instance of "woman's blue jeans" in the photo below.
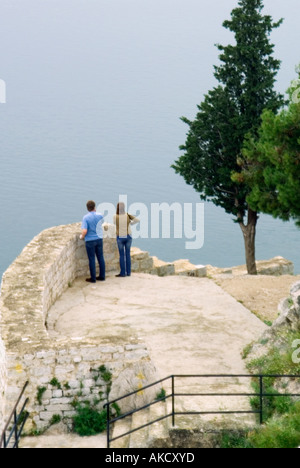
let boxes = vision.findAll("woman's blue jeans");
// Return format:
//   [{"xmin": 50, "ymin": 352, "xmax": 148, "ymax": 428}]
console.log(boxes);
[
  {"xmin": 85, "ymin": 239, "xmax": 106, "ymax": 282},
  {"xmin": 117, "ymin": 235, "xmax": 132, "ymax": 277}
]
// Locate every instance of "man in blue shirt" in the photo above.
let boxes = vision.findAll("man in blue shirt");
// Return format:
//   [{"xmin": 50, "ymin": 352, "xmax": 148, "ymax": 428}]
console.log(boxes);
[{"xmin": 80, "ymin": 200, "xmax": 106, "ymax": 283}]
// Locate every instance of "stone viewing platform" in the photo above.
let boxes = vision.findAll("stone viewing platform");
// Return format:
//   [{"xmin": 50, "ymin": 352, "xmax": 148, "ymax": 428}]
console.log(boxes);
[
  {"xmin": 0, "ymin": 222, "xmax": 296, "ymax": 441},
  {"xmin": 0, "ymin": 222, "xmax": 207, "ymax": 433}
]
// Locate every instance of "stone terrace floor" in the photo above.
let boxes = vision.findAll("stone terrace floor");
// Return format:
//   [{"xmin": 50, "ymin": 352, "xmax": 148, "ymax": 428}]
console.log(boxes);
[
  {"xmin": 47, "ymin": 273, "xmax": 266, "ymax": 378},
  {"xmin": 22, "ymin": 273, "xmax": 267, "ymax": 448}
]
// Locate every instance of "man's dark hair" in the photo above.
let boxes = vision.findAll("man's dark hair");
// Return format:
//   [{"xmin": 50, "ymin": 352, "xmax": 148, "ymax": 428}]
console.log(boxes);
[{"xmin": 87, "ymin": 200, "xmax": 96, "ymax": 212}]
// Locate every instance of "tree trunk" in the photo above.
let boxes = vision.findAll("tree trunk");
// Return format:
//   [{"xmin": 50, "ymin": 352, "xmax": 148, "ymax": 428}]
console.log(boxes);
[{"xmin": 239, "ymin": 208, "xmax": 258, "ymax": 275}]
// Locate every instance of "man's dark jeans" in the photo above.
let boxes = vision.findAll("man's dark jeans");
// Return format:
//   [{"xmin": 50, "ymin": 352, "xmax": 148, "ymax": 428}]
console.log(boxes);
[{"xmin": 85, "ymin": 239, "xmax": 106, "ymax": 282}]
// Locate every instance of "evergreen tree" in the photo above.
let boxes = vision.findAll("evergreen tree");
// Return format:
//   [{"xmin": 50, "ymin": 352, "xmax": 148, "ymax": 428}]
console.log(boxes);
[
  {"xmin": 173, "ymin": 0, "xmax": 284, "ymax": 274},
  {"xmin": 238, "ymin": 71, "xmax": 300, "ymax": 226}
]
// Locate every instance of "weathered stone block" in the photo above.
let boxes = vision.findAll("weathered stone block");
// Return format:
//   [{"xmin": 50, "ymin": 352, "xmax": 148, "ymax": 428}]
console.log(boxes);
[
  {"xmin": 46, "ymin": 404, "xmax": 73, "ymax": 412},
  {"xmin": 125, "ymin": 349, "xmax": 149, "ymax": 361},
  {"xmin": 83, "ymin": 379, "xmax": 94, "ymax": 388},
  {"xmin": 49, "ymin": 397, "xmax": 70, "ymax": 405}
]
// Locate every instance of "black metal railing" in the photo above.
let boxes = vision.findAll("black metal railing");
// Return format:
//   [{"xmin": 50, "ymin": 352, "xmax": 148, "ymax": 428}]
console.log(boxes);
[
  {"xmin": 104, "ymin": 374, "xmax": 300, "ymax": 448},
  {"xmin": 0, "ymin": 381, "xmax": 29, "ymax": 449}
]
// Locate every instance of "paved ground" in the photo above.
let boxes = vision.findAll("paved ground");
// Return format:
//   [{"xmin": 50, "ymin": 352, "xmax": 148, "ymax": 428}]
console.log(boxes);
[
  {"xmin": 20, "ymin": 424, "xmax": 106, "ymax": 449},
  {"xmin": 22, "ymin": 273, "xmax": 267, "ymax": 448},
  {"xmin": 47, "ymin": 274, "xmax": 266, "ymax": 378}
]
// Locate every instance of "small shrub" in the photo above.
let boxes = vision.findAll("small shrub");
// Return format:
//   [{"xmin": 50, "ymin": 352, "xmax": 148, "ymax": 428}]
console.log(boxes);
[
  {"xmin": 260, "ymin": 338, "xmax": 269, "ymax": 345},
  {"xmin": 73, "ymin": 402, "xmax": 107, "ymax": 437},
  {"xmin": 50, "ymin": 415, "xmax": 62, "ymax": 425},
  {"xmin": 249, "ymin": 402, "xmax": 300, "ymax": 449},
  {"xmin": 242, "ymin": 343, "xmax": 253, "ymax": 360},
  {"xmin": 155, "ymin": 388, "xmax": 167, "ymax": 402},
  {"xmin": 71, "ymin": 398, "xmax": 79, "ymax": 409},
  {"xmin": 99, "ymin": 366, "xmax": 112, "ymax": 383},
  {"xmin": 264, "ymin": 321, "xmax": 272, "ymax": 327},
  {"xmin": 111, "ymin": 403, "xmax": 121, "ymax": 418},
  {"xmin": 37, "ymin": 387, "xmax": 47, "ymax": 406},
  {"xmin": 220, "ymin": 431, "xmax": 253, "ymax": 449},
  {"xmin": 49, "ymin": 378, "xmax": 62, "ymax": 389},
  {"xmin": 250, "ymin": 380, "xmax": 292, "ymax": 423}
]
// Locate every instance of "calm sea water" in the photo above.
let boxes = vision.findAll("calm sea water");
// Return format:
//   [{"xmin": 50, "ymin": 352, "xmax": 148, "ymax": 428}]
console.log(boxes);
[{"xmin": 0, "ymin": 0, "xmax": 299, "ymax": 279}]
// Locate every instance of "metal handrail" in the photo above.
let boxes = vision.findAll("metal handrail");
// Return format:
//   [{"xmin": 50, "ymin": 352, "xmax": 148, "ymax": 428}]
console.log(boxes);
[
  {"xmin": 104, "ymin": 374, "xmax": 300, "ymax": 448},
  {"xmin": 0, "ymin": 381, "xmax": 29, "ymax": 449}
]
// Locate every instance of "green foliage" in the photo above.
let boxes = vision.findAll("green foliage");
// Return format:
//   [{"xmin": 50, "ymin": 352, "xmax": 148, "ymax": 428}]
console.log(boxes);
[
  {"xmin": 221, "ymin": 404, "xmax": 300, "ymax": 449},
  {"xmin": 71, "ymin": 365, "xmax": 119, "ymax": 437},
  {"xmin": 220, "ymin": 431, "xmax": 253, "ymax": 449},
  {"xmin": 71, "ymin": 398, "xmax": 79, "ymax": 409},
  {"xmin": 242, "ymin": 343, "xmax": 253, "ymax": 360},
  {"xmin": 49, "ymin": 378, "xmax": 62, "ymax": 389},
  {"xmin": 246, "ymin": 336, "xmax": 300, "ymax": 424},
  {"xmin": 247, "ymin": 332, "xmax": 300, "ymax": 379},
  {"xmin": 250, "ymin": 379, "xmax": 292, "ymax": 423},
  {"xmin": 173, "ymin": 0, "xmax": 284, "ymax": 274},
  {"xmin": 64, "ymin": 382, "xmax": 71, "ymax": 390},
  {"xmin": 155, "ymin": 388, "xmax": 167, "ymax": 402},
  {"xmin": 220, "ymin": 330, "xmax": 300, "ymax": 447},
  {"xmin": 249, "ymin": 402, "xmax": 300, "ymax": 448},
  {"xmin": 50, "ymin": 415, "xmax": 62, "ymax": 425},
  {"xmin": 99, "ymin": 366, "xmax": 112, "ymax": 384},
  {"xmin": 263, "ymin": 321, "xmax": 272, "ymax": 328},
  {"xmin": 37, "ymin": 387, "xmax": 47, "ymax": 406},
  {"xmin": 72, "ymin": 402, "xmax": 107, "ymax": 437},
  {"xmin": 240, "ymin": 68, "xmax": 300, "ymax": 226},
  {"xmin": 173, "ymin": 0, "xmax": 284, "ymax": 222},
  {"xmin": 111, "ymin": 403, "xmax": 121, "ymax": 418}
]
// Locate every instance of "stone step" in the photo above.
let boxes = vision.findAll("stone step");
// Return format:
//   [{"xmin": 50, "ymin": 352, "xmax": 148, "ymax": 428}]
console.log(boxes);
[
  {"xmin": 129, "ymin": 409, "xmax": 150, "ymax": 448},
  {"xmin": 111, "ymin": 416, "xmax": 132, "ymax": 448},
  {"xmin": 173, "ymin": 260, "xmax": 206, "ymax": 278},
  {"xmin": 151, "ymin": 257, "xmax": 175, "ymax": 277},
  {"xmin": 147, "ymin": 401, "xmax": 170, "ymax": 446}
]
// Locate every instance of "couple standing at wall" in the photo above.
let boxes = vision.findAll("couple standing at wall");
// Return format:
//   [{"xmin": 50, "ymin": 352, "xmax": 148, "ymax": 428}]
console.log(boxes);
[{"xmin": 80, "ymin": 200, "xmax": 139, "ymax": 283}]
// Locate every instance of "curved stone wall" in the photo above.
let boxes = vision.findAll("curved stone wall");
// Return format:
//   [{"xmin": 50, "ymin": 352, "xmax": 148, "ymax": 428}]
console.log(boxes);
[
  {"xmin": 0, "ymin": 336, "xmax": 6, "ymax": 432},
  {"xmin": 0, "ymin": 223, "xmax": 156, "ymax": 432},
  {"xmin": 0, "ymin": 222, "xmax": 206, "ymax": 432}
]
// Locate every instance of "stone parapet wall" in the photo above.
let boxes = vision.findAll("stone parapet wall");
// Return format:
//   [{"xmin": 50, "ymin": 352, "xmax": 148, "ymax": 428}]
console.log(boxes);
[
  {"xmin": 0, "ymin": 336, "xmax": 6, "ymax": 433},
  {"xmin": 0, "ymin": 223, "xmax": 155, "ymax": 432},
  {"xmin": 5, "ymin": 343, "xmax": 151, "ymax": 432}
]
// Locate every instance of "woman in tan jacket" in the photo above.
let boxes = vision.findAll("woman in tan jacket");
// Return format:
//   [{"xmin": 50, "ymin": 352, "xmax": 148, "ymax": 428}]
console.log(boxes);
[{"xmin": 114, "ymin": 203, "xmax": 139, "ymax": 277}]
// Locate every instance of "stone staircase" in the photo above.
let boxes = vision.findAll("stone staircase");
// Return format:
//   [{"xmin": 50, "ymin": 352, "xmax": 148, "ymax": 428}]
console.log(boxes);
[
  {"xmin": 109, "ymin": 376, "xmax": 259, "ymax": 449},
  {"xmin": 110, "ymin": 401, "xmax": 170, "ymax": 448}
]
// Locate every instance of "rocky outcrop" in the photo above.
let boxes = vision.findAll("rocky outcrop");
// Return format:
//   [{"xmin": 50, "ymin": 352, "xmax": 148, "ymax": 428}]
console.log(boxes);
[
  {"xmin": 246, "ymin": 281, "xmax": 300, "ymax": 362},
  {"xmin": 275, "ymin": 282, "xmax": 300, "ymax": 333}
]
